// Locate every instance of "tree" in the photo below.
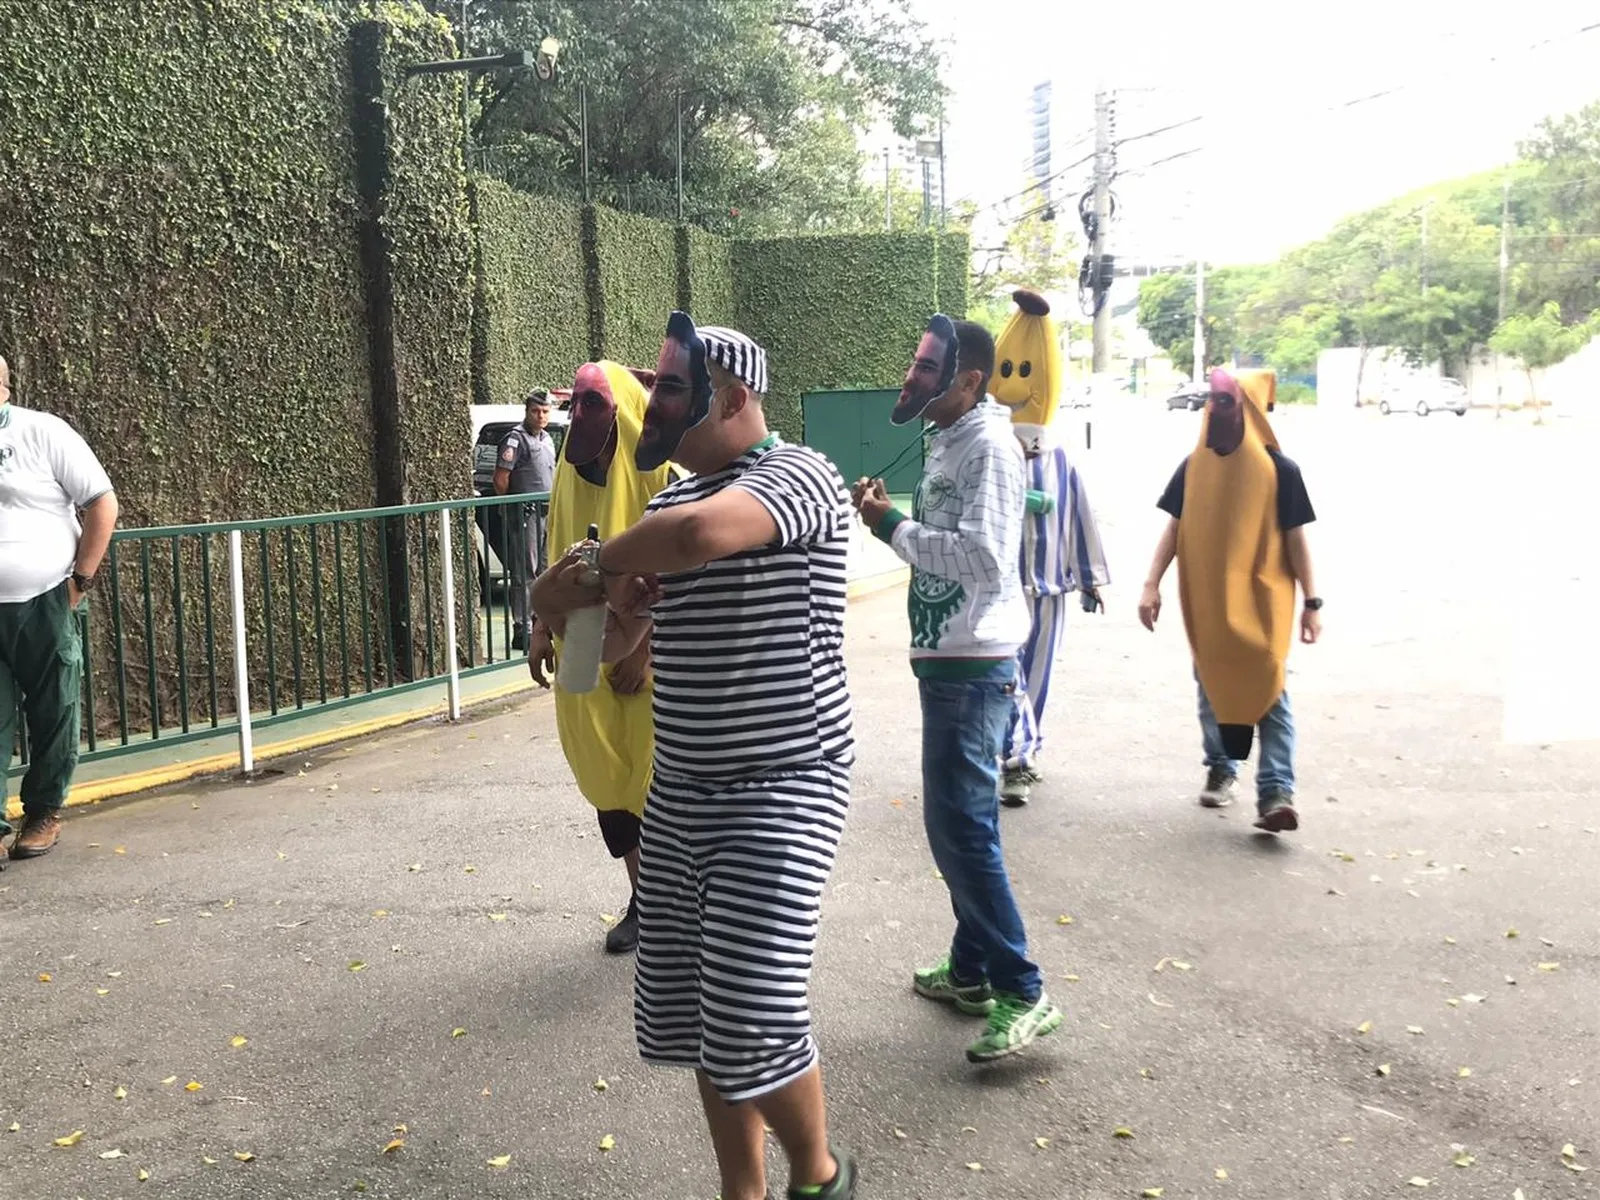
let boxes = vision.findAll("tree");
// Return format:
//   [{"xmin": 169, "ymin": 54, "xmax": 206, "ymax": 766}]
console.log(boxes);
[
  {"xmin": 970, "ymin": 192, "xmax": 1080, "ymax": 311},
  {"xmin": 1517, "ymin": 102, "xmax": 1600, "ymax": 323},
  {"xmin": 1488, "ymin": 301, "xmax": 1599, "ymax": 424},
  {"xmin": 423, "ymin": 0, "xmax": 947, "ymax": 233}
]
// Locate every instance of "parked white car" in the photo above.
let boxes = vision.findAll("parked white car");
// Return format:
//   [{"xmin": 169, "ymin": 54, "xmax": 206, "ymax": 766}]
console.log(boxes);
[{"xmin": 1377, "ymin": 377, "xmax": 1469, "ymax": 417}]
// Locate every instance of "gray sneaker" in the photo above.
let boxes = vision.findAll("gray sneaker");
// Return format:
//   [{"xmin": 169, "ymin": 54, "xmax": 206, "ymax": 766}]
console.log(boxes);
[
  {"xmin": 1253, "ymin": 790, "xmax": 1299, "ymax": 833},
  {"xmin": 1199, "ymin": 766, "xmax": 1237, "ymax": 808},
  {"xmin": 1001, "ymin": 766, "xmax": 1040, "ymax": 808}
]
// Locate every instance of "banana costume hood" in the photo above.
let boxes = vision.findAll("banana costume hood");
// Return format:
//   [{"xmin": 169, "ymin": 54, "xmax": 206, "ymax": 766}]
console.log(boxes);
[
  {"xmin": 991, "ymin": 288, "xmax": 1063, "ymax": 454},
  {"xmin": 547, "ymin": 360, "xmax": 675, "ymax": 816},
  {"xmin": 1176, "ymin": 368, "xmax": 1290, "ymax": 761}
]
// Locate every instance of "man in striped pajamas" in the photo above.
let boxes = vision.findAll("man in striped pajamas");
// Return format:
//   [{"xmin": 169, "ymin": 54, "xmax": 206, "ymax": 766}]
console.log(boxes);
[
  {"xmin": 999, "ymin": 442, "xmax": 1108, "ymax": 805},
  {"xmin": 989, "ymin": 289, "xmax": 1110, "ymax": 806},
  {"xmin": 534, "ymin": 313, "xmax": 857, "ymax": 1200}
]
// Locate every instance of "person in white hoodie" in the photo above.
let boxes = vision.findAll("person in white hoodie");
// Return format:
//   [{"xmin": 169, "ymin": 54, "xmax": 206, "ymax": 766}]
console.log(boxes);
[{"xmin": 853, "ymin": 315, "xmax": 1062, "ymax": 1064}]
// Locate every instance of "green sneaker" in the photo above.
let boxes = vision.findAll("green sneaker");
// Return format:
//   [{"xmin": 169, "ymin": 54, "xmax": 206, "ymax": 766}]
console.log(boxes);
[
  {"xmin": 913, "ymin": 957, "xmax": 996, "ymax": 1015},
  {"xmin": 787, "ymin": 1148, "xmax": 857, "ymax": 1199},
  {"xmin": 965, "ymin": 990, "xmax": 1063, "ymax": 1062}
]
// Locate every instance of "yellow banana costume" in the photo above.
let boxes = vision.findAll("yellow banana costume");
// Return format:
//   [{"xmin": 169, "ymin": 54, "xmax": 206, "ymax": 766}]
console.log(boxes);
[
  {"xmin": 991, "ymin": 288, "xmax": 1062, "ymax": 452},
  {"xmin": 546, "ymin": 361, "xmax": 673, "ymax": 817},
  {"xmin": 1176, "ymin": 369, "xmax": 1291, "ymax": 759}
]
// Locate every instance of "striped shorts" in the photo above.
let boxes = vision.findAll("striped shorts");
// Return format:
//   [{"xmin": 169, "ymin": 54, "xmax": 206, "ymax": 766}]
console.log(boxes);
[{"xmin": 633, "ymin": 760, "xmax": 851, "ymax": 1102}]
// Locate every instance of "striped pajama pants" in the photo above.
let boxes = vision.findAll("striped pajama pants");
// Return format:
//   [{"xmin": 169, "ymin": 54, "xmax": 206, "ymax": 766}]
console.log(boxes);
[
  {"xmin": 633, "ymin": 760, "xmax": 851, "ymax": 1102},
  {"xmin": 1004, "ymin": 592, "xmax": 1068, "ymax": 771}
]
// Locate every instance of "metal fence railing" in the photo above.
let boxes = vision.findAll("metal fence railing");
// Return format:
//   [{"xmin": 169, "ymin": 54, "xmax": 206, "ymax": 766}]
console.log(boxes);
[{"xmin": 7, "ymin": 492, "xmax": 549, "ymax": 783}]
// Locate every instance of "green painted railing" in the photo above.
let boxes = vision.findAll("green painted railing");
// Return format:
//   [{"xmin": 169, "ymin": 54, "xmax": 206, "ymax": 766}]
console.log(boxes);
[{"xmin": 8, "ymin": 492, "xmax": 549, "ymax": 781}]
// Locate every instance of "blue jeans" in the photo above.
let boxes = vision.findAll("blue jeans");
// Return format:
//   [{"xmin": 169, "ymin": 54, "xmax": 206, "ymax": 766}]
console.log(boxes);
[
  {"xmin": 1197, "ymin": 679, "xmax": 1296, "ymax": 805},
  {"xmin": 920, "ymin": 661, "xmax": 1043, "ymax": 1002}
]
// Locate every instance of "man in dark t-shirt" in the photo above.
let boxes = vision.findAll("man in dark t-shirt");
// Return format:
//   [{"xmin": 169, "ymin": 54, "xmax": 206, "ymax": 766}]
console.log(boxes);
[{"xmin": 1138, "ymin": 369, "xmax": 1322, "ymax": 832}]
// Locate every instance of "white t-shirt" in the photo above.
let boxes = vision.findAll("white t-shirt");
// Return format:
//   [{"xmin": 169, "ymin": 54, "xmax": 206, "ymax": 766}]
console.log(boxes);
[{"xmin": 0, "ymin": 405, "xmax": 114, "ymax": 603}]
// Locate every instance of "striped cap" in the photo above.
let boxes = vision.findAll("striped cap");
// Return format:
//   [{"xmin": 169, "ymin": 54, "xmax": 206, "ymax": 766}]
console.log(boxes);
[{"xmin": 696, "ymin": 325, "xmax": 769, "ymax": 396}]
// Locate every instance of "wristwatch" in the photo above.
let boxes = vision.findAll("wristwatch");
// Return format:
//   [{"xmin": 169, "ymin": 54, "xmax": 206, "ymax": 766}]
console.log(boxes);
[
  {"xmin": 72, "ymin": 571, "xmax": 98, "ymax": 592},
  {"xmin": 1303, "ymin": 596, "xmax": 1323, "ymax": 611}
]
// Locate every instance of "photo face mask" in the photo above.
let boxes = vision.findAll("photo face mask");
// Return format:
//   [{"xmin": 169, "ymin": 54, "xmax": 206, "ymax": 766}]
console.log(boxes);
[
  {"xmin": 564, "ymin": 362, "xmax": 619, "ymax": 466},
  {"xmin": 891, "ymin": 314, "xmax": 959, "ymax": 426},
  {"xmin": 637, "ymin": 311, "xmax": 712, "ymax": 471}
]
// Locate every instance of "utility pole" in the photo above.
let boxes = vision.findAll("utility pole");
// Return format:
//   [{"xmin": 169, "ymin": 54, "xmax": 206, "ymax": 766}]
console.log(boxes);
[
  {"xmin": 1091, "ymin": 88, "xmax": 1113, "ymax": 374},
  {"xmin": 1192, "ymin": 256, "xmax": 1206, "ymax": 384}
]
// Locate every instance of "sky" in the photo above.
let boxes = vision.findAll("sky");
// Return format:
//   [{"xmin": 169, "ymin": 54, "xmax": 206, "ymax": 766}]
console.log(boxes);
[{"xmin": 908, "ymin": 0, "xmax": 1600, "ymax": 267}]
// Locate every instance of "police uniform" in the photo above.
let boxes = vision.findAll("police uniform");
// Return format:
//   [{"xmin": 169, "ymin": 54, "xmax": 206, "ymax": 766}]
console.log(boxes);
[{"xmin": 496, "ymin": 422, "xmax": 555, "ymax": 638}]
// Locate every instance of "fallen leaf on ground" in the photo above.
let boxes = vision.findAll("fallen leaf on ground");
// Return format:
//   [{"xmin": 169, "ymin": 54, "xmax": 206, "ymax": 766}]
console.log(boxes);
[
  {"xmin": 1056, "ymin": 915, "xmax": 1073, "ymax": 925},
  {"xmin": 1355, "ymin": 1020, "xmax": 1373, "ymax": 1035},
  {"xmin": 185, "ymin": 1080, "xmax": 204, "ymax": 1092},
  {"xmin": 233, "ymin": 1151, "xmax": 255, "ymax": 1162},
  {"xmin": 1062, "ymin": 972, "xmax": 1080, "ymax": 982},
  {"xmin": 37, "ymin": 973, "xmax": 52, "ymax": 983},
  {"xmin": 202, "ymin": 1156, "xmax": 218, "ymax": 1165},
  {"xmin": 114, "ymin": 846, "xmax": 126, "ymax": 855},
  {"xmin": 382, "ymin": 1139, "xmax": 403, "ymax": 1154},
  {"xmin": 889, "ymin": 796, "xmax": 904, "ymax": 809},
  {"xmin": 1457, "ymin": 1067, "xmax": 1472, "ymax": 1078},
  {"xmin": 96, "ymin": 988, "xmax": 110, "ymax": 996},
  {"xmin": 1215, "ymin": 1167, "xmax": 1229, "ymax": 1180},
  {"xmin": 892, "ymin": 1127, "xmax": 907, "ymax": 1140},
  {"xmin": 1376, "ymin": 1064, "xmax": 1392, "ymax": 1077},
  {"xmin": 1462, "ymin": 993, "xmax": 1485, "ymax": 1004},
  {"xmin": 1562, "ymin": 1143, "xmax": 1578, "ymax": 1159},
  {"xmin": 1171, "ymin": 960, "xmax": 1192, "ymax": 971},
  {"xmin": 1453, "ymin": 1152, "xmax": 1475, "ymax": 1167},
  {"xmin": 1141, "ymin": 1190, "xmax": 1164, "ymax": 1198},
  {"xmin": 1406, "ymin": 1025, "xmax": 1425, "ymax": 1036},
  {"xmin": 137, "ymin": 1168, "xmax": 149, "ymax": 1181},
  {"xmin": 1147, "ymin": 993, "xmax": 1173, "ymax": 1008},
  {"xmin": 488, "ymin": 913, "xmax": 508, "ymax": 922},
  {"xmin": 6, "ymin": 1123, "xmax": 18, "ymax": 1133},
  {"xmin": 1113, "ymin": 1127, "xmax": 1135, "ymax": 1139},
  {"xmin": 153, "ymin": 919, "xmax": 172, "ymax": 926},
  {"xmin": 1445, "ymin": 998, "xmax": 1460, "ymax": 1007},
  {"xmin": 1505, "ymin": 928, "xmax": 1519, "ymax": 938},
  {"xmin": 1407, "ymin": 1178, "xmax": 1432, "ymax": 1188},
  {"xmin": 99, "ymin": 1148, "xmax": 127, "ymax": 1159},
  {"xmin": 407, "ymin": 863, "xmax": 422, "ymax": 873},
  {"xmin": 372, "ymin": 910, "xmax": 389, "ymax": 918},
  {"xmin": 464, "ymin": 865, "xmax": 476, "ymax": 874},
  {"xmin": 160, "ymin": 1076, "xmax": 177, "ymax": 1086},
  {"xmin": 1540, "ymin": 936, "xmax": 1555, "ymax": 947},
  {"xmin": 1443, "ymin": 936, "xmax": 1457, "ymax": 945},
  {"xmin": 451, "ymin": 1027, "xmax": 467, "ymax": 1038},
  {"xmin": 1034, "ymin": 1137, "xmax": 1050, "ymax": 1149},
  {"xmin": 960, "ymin": 1125, "xmax": 978, "ymax": 1134},
  {"xmin": 231, "ymin": 1036, "xmax": 248, "ymax": 1048},
  {"xmin": 53, "ymin": 1130, "xmax": 84, "ymax": 1147},
  {"xmin": 598, "ymin": 1134, "xmax": 616, "ymax": 1152},
  {"xmin": 965, "ymin": 1162, "xmax": 982, "ymax": 1171},
  {"xmin": 113, "ymin": 1086, "xmax": 127, "ymax": 1100},
  {"xmin": 487, "ymin": 1155, "xmax": 511, "ymax": 1169},
  {"xmin": 348, "ymin": 961, "xmax": 367, "ymax": 972},
  {"xmin": 1538, "ymin": 962, "xmax": 1561, "ymax": 972},
  {"xmin": 106, "ymin": 971, "xmax": 122, "ymax": 978}
]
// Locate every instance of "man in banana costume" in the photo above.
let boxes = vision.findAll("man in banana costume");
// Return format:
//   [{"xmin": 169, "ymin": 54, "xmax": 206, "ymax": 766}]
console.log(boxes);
[
  {"xmin": 528, "ymin": 360, "xmax": 675, "ymax": 953},
  {"xmin": 1137, "ymin": 368, "xmax": 1322, "ymax": 833},
  {"xmin": 990, "ymin": 289, "xmax": 1109, "ymax": 806}
]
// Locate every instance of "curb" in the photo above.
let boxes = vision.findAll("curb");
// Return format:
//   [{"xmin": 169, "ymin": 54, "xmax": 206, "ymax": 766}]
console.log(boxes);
[{"xmin": 5, "ymin": 676, "xmax": 542, "ymax": 822}]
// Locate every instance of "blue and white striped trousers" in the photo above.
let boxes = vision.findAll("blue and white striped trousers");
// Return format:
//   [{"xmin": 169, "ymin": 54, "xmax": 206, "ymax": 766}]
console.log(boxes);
[
  {"xmin": 633, "ymin": 760, "xmax": 850, "ymax": 1102},
  {"xmin": 1003, "ymin": 592, "xmax": 1068, "ymax": 770}
]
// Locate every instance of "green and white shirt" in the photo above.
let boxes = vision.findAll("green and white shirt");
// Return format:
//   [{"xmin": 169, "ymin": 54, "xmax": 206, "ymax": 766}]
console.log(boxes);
[{"xmin": 872, "ymin": 399, "xmax": 1031, "ymax": 678}]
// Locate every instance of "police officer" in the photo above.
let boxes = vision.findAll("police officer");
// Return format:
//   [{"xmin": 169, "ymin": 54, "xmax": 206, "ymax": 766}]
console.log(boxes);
[{"xmin": 493, "ymin": 390, "xmax": 556, "ymax": 651}]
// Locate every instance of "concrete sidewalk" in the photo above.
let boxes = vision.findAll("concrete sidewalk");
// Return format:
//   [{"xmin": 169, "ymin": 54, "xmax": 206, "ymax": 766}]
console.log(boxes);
[{"xmin": 2, "ymin": 408, "xmax": 1597, "ymax": 1199}]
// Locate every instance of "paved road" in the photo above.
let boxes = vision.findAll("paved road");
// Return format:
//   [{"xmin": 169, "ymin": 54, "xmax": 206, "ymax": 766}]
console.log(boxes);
[{"xmin": 3, "ymin": 404, "xmax": 1595, "ymax": 1200}]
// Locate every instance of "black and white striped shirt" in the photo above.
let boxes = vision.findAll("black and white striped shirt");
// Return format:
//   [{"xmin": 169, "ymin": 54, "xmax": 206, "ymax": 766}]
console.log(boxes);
[{"xmin": 645, "ymin": 439, "xmax": 854, "ymax": 781}]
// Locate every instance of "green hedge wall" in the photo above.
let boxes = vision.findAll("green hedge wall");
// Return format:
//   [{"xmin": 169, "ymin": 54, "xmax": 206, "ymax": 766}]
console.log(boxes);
[
  {"xmin": 938, "ymin": 231, "xmax": 973, "ymax": 320},
  {"xmin": 680, "ymin": 225, "xmax": 737, "ymax": 326},
  {"xmin": 473, "ymin": 182, "xmax": 589, "ymax": 403},
  {"xmin": 588, "ymin": 206, "xmax": 682, "ymax": 371},
  {"xmin": 732, "ymin": 233, "xmax": 945, "ymax": 440},
  {"xmin": 0, "ymin": 1, "xmax": 375, "ymax": 525}
]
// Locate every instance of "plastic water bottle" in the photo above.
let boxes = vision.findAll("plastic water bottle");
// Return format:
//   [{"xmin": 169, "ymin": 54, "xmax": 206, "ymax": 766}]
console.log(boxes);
[{"xmin": 557, "ymin": 523, "xmax": 605, "ymax": 694}]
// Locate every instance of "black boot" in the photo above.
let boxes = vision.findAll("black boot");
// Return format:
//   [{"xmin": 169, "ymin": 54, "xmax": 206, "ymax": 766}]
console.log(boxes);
[{"xmin": 605, "ymin": 893, "xmax": 639, "ymax": 955}]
